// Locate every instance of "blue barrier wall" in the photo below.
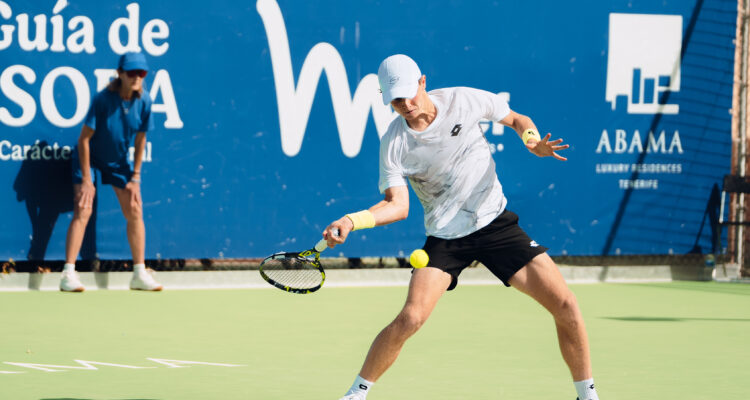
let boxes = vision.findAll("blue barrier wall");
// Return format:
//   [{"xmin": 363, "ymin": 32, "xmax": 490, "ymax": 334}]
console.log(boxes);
[{"xmin": 0, "ymin": 0, "xmax": 736, "ymax": 260}]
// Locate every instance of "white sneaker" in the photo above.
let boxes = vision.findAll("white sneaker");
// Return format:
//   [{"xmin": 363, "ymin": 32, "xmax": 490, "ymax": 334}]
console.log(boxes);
[
  {"xmin": 60, "ymin": 270, "xmax": 85, "ymax": 292},
  {"xmin": 130, "ymin": 269, "xmax": 163, "ymax": 291},
  {"xmin": 338, "ymin": 393, "xmax": 366, "ymax": 400}
]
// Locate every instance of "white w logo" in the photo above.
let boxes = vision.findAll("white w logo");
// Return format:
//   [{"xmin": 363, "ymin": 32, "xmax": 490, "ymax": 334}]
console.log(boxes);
[{"xmin": 257, "ymin": 0, "xmax": 397, "ymax": 157}]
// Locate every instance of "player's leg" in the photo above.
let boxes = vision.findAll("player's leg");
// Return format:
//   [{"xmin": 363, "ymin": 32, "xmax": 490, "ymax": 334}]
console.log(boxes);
[
  {"xmin": 65, "ymin": 184, "xmax": 94, "ymax": 264},
  {"xmin": 61, "ymin": 184, "xmax": 93, "ymax": 292},
  {"xmin": 362, "ymin": 266, "xmax": 451, "ymax": 379},
  {"xmin": 339, "ymin": 267, "xmax": 451, "ymax": 399},
  {"xmin": 113, "ymin": 184, "xmax": 145, "ymax": 264},
  {"xmin": 508, "ymin": 253, "xmax": 599, "ymax": 399},
  {"xmin": 113, "ymin": 184, "xmax": 162, "ymax": 291}
]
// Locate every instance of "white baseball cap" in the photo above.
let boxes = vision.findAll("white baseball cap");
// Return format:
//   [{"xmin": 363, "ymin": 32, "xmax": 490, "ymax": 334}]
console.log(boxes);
[{"xmin": 377, "ymin": 54, "xmax": 422, "ymax": 105}]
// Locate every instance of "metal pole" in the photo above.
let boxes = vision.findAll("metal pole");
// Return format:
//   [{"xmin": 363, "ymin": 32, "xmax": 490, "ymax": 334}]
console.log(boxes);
[
  {"xmin": 731, "ymin": 0, "xmax": 748, "ymax": 273},
  {"xmin": 740, "ymin": 0, "xmax": 748, "ymax": 274}
]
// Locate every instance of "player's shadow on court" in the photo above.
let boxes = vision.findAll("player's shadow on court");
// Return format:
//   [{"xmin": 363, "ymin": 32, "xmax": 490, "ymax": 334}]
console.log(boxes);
[{"xmin": 12, "ymin": 142, "xmax": 97, "ymax": 264}]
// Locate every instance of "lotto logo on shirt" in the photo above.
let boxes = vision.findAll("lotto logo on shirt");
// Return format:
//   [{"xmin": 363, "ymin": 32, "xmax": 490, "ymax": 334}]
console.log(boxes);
[{"xmin": 605, "ymin": 13, "xmax": 682, "ymax": 115}]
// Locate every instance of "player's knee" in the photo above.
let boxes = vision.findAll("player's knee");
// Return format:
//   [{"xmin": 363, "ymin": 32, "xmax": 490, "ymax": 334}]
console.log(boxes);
[
  {"xmin": 553, "ymin": 292, "xmax": 581, "ymax": 322},
  {"xmin": 123, "ymin": 204, "xmax": 143, "ymax": 221},
  {"xmin": 73, "ymin": 206, "xmax": 93, "ymax": 221},
  {"xmin": 394, "ymin": 308, "xmax": 427, "ymax": 335}
]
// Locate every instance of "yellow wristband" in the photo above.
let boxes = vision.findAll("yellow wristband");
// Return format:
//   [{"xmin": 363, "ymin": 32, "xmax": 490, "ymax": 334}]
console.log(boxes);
[
  {"xmin": 345, "ymin": 210, "xmax": 376, "ymax": 231},
  {"xmin": 522, "ymin": 129, "xmax": 541, "ymax": 145}
]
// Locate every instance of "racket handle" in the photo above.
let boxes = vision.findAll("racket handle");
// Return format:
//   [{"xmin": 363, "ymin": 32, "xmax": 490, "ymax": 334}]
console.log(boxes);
[{"xmin": 315, "ymin": 228, "xmax": 340, "ymax": 253}]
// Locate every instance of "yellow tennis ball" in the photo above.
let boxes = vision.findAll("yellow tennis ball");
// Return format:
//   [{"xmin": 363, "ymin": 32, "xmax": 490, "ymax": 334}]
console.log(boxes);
[{"xmin": 409, "ymin": 249, "xmax": 429, "ymax": 269}]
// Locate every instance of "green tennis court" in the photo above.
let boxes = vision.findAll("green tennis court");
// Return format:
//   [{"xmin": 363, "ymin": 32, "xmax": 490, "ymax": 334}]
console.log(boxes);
[{"xmin": 1, "ymin": 281, "xmax": 748, "ymax": 399}]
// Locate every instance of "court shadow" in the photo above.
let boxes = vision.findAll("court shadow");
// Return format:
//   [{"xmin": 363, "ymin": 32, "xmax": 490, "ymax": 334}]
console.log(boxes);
[
  {"xmin": 602, "ymin": 316, "xmax": 750, "ymax": 322},
  {"xmin": 12, "ymin": 142, "xmax": 97, "ymax": 264}
]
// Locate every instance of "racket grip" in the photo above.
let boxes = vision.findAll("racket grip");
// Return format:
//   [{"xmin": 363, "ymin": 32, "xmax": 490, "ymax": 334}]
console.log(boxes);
[{"xmin": 315, "ymin": 228, "xmax": 340, "ymax": 253}]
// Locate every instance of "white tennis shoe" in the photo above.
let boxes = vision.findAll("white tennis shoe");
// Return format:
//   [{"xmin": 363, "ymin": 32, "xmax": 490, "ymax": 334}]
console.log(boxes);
[
  {"xmin": 59, "ymin": 270, "xmax": 85, "ymax": 292},
  {"xmin": 130, "ymin": 269, "xmax": 163, "ymax": 291}
]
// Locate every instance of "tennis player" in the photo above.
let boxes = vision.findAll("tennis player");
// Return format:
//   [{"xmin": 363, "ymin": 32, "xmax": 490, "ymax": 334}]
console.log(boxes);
[
  {"xmin": 60, "ymin": 52, "xmax": 162, "ymax": 292},
  {"xmin": 325, "ymin": 54, "xmax": 599, "ymax": 400}
]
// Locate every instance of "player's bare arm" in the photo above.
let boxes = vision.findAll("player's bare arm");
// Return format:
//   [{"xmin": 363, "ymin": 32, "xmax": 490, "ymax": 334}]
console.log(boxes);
[
  {"xmin": 324, "ymin": 185, "xmax": 409, "ymax": 247},
  {"xmin": 131, "ymin": 131, "xmax": 147, "ymax": 183},
  {"xmin": 500, "ymin": 109, "xmax": 570, "ymax": 161},
  {"xmin": 126, "ymin": 131, "xmax": 147, "ymax": 206},
  {"xmin": 77, "ymin": 125, "xmax": 96, "ymax": 209}
]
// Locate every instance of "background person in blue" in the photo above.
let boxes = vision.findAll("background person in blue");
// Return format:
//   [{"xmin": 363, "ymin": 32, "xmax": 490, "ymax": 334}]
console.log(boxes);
[{"xmin": 59, "ymin": 52, "xmax": 162, "ymax": 292}]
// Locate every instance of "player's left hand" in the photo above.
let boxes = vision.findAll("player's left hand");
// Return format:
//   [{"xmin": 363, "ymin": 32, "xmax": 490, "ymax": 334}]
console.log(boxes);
[
  {"xmin": 526, "ymin": 133, "xmax": 569, "ymax": 161},
  {"xmin": 125, "ymin": 180, "xmax": 142, "ymax": 208}
]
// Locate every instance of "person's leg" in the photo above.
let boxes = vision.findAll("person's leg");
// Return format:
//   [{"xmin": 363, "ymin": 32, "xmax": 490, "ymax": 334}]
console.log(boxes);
[
  {"xmin": 64, "ymin": 184, "xmax": 93, "ymax": 264},
  {"xmin": 113, "ymin": 184, "xmax": 162, "ymax": 291},
  {"xmin": 61, "ymin": 184, "xmax": 93, "ymax": 292},
  {"xmin": 112, "ymin": 184, "xmax": 145, "ymax": 264},
  {"xmin": 360, "ymin": 266, "xmax": 451, "ymax": 380},
  {"xmin": 508, "ymin": 252, "xmax": 598, "ymax": 399},
  {"xmin": 340, "ymin": 267, "xmax": 451, "ymax": 399}
]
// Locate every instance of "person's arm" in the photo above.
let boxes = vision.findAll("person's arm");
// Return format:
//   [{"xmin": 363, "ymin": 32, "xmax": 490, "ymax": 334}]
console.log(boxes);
[
  {"xmin": 499, "ymin": 109, "xmax": 569, "ymax": 161},
  {"xmin": 131, "ymin": 132, "xmax": 146, "ymax": 182},
  {"xmin": 323, "ymin": 185, "xmax": 409, "ymax": 247},
  {"xmin": 124, "ymin": 131, "xmax": 147, "ymax": 208},
  {"xmin": 77, "ymin": 125, "xmax": 96, "ymax": 208}
]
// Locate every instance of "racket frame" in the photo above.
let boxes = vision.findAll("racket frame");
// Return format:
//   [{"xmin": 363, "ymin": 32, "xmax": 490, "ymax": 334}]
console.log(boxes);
[{"xmin": 259, "ymin": 243, "xmax": 326, "ymax": 294}]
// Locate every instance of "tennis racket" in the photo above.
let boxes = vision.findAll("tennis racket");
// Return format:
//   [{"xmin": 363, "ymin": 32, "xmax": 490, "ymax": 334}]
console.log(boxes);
[{"xmin": 259, "ymin": 229, "xmax": 338, "ymax": 294}]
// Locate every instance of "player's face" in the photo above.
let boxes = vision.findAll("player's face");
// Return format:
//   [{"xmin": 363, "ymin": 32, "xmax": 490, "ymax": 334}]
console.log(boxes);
[
  {"xmin": 118, "ymin": 69, "xmax": 146, "ymax": 92},
  {"xmin": 390, "ymin": 76, "xmax": 427, "ymax": 121}
]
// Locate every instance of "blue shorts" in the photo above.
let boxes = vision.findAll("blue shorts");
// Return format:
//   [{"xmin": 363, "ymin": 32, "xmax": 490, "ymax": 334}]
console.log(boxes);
[{"xmin": 71, "ymin": 149, "xmax": 132, "ymax": 189}]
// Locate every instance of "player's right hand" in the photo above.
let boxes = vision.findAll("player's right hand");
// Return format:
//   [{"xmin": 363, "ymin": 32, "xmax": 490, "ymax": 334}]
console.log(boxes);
[
  {"xmin": 324, "ymin": 216, "xmax": 353, "ymax": 248},
  {"xmin": 78, "ymin": 179, "xmax": 96, "ymax": 209}
]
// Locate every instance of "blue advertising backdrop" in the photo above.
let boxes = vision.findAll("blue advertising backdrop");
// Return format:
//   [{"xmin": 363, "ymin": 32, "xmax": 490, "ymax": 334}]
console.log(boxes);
[{"xmin": 0, "ymin": 0, "xmax": 736, "ymax": 260}]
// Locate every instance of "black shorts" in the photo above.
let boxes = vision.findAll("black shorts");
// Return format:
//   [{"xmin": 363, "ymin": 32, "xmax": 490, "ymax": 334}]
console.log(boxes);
[{"xmin": 421, "ymin": 209, "xmax": 548, "ymax": 291}]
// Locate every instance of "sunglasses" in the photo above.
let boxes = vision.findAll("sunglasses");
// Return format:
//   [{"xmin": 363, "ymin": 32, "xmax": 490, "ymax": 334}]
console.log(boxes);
[{"xmin": 125, "ymin": 69, "xmax": 147, "ymax": 78}]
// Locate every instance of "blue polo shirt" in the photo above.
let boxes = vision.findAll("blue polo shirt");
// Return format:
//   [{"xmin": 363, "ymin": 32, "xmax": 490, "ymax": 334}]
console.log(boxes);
[{"xmin": 83, "ymin": 89, "xmax": 154, "ymax": 169}]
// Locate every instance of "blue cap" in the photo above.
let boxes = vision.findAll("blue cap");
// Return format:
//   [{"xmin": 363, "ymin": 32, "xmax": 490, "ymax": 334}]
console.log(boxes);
[{"xmin": 118, "ymin": 52, "xmax": 149, "ymax": 71}]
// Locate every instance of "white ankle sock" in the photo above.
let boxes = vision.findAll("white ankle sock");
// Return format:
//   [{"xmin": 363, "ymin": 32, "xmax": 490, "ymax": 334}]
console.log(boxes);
[
  {"xmin": 63, "ymin": 263, "xmax": 75, "ymax": 272},
  {"xmin": 574, "ymin": 378, "xmax": 599, "ymax": 400},
  {"xmin": 133, "ymin": 263, "xmax": 146, "ymax": 274},
  {"xmin": 345, "ymin": 375, "xmax": 373, "ymax": 397}
]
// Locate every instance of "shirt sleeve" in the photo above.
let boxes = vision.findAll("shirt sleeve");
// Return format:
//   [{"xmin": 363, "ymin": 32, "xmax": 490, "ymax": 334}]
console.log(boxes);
[
  {"xmin": 139, "ymin": 98, "xmax": 154, "ymax": 133},
  {"xmin": 462, "ymin": 87, "xmax": 510, "ymax": 122},
  {"xmin": 378, "ymin": 131, "xmax": 408, "ymax": 194},
  {"xmin": 83, "ymin": 94, "xmax": 98, "ymax": 129},
  {"xmin": 487, "ymin": 92, "xmax": 510, "ymax": 121}
]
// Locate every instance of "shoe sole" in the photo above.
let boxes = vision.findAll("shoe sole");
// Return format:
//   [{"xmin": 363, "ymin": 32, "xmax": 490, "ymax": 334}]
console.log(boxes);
[
  {"xmin": 130, "ymin": 286, "xmax": 164, "ymax": 291},
  {"xmin": 60, "ymin": 287, "xmax": 85, "ymax": 292}
]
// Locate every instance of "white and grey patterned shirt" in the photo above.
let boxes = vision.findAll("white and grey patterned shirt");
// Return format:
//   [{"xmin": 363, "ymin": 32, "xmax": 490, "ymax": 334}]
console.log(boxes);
[{"xmin": 379, "ymin": 87, "xmax": 511, "ymax": 239}]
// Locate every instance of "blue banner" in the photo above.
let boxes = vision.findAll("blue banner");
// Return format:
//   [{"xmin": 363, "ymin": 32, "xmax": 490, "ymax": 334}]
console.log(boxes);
[{"xmin": 0, "ymin": 0, "xmax": 736, "ymax": 260}]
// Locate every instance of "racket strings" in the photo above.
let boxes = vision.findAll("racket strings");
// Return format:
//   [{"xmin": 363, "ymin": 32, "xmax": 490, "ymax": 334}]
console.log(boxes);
[{"xmin": 261, "ymin": 256, "xmax": 323, "ymax": 289}]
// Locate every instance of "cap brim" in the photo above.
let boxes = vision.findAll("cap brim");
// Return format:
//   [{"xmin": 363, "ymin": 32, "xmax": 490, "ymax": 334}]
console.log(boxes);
[
  {"xmin": 121, "ymin": 61, "xmax": 149, "ymax": 71},
  {"xmin": 382, "ymin": 83, "xmax": 418, "ymax": 105}
]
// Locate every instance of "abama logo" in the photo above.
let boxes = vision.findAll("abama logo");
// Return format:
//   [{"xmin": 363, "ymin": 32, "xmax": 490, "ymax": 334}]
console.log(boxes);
[
  {"xmin": 256, "ymin": 0, "xmax": 398, "ymax": 157},
  {"xmin": 605, "ymin": 13, "xmax": 683, "ymax": 115}
]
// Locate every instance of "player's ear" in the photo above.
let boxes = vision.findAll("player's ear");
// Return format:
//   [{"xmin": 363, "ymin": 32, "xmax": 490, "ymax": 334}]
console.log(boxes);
[{"xmin": 419, "ymin": 75, "xmax": 426, "ymax": 89}]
